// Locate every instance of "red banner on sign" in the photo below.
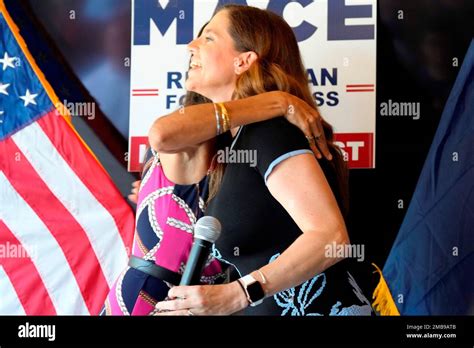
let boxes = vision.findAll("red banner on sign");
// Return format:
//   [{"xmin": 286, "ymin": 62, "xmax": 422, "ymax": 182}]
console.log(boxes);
[
  {"xmin": 334, "ymin": 133, "xmax": 374, "ymax": 169},
  {"xmin": 129, "ymin": 133, "xmax": 374, "ymax": 171},
  {"xmin": 129, "ymin": 136, "xmax": 149, "ymax": 171}
]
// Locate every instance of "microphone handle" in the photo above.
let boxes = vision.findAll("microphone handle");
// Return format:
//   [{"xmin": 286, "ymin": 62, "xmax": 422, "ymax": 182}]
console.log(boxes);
[{"xmin": 180, "ymin": 239, "xmax": 212, "ymax": 285}]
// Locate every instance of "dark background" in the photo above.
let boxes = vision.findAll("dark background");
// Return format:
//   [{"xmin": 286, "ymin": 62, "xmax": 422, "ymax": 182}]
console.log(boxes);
[{"xmin": 5, "ymin": 0, "xmax": 474, "ymax": 278}]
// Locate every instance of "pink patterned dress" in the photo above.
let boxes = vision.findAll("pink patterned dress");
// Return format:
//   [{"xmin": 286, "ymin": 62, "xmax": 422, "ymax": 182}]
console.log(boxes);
[{"xmin": 101, "ymin": 152, "xmax": 227, "ymax": 315}]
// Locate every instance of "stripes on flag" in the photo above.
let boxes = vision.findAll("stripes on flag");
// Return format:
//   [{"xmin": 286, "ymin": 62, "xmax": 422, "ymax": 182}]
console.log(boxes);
[
  {"xmin": 0, "ymin": 0, "xmax": 135, "ymax": 315},
  {"xmin": 0, "ymin": 266, "xmax": 26, "ymax": 315},
  {"xmin": 3, "ymin": 129, "xmax": 108, "ymax": 314},
  {"xmin": 14, "ymin": 116, "xmax": 130, "ymax": 288},
  {"xmin": 0, "ymin": 174, "xmax": 90, "ymax": 314},
  {"xmin": 0, "ymin": 221, "xmax": 55, "ymax": 315}
]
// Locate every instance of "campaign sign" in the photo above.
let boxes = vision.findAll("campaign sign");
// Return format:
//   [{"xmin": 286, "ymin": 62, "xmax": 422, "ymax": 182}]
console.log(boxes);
[{"xmin": 129, "ymin": 0, "xmax": 377, "ymax": 171}]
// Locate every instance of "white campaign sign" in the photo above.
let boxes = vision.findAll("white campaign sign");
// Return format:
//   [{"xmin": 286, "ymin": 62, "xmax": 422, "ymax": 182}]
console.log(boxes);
[{"xmin": 129, "ymin": 0, "xmax": 377, "ymax": 171}]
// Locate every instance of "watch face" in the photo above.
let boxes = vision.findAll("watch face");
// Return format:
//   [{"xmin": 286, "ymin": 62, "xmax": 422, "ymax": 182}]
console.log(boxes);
[{"xmin": 247, "ymin": 281, "xmax": 265, "ymax": 303}]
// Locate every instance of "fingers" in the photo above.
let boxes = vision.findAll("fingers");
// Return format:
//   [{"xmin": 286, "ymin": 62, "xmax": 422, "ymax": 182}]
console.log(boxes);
[
  {"xmin": 127, "ymin": 180, "xmax": 141, "ymax": 204},
  {"xmin": 308, "ymin": 114, "xmax": 333, "ymax": 161},
  {"xmin": 316, "ymin": 132, "xmax": 333, "ymax": 161},
  {"xmin": 308, "ymin": 140, "xmax": 322, "ymax": 159},
  {"xmin": 132, "ymin": 180, "xmax": 141, "ymax": 188},
  {"xmin": 168, "ymin": 285, "xmax": 192, "ymax": 299},
  {"xmin": 154, "ymin": 286, "xmax": 202, "ymax": 313},
  {"xmin": 127, "ymin": 191, "xmax": 138, "ymax": 204},
  {"xmin": 127, "ymin": 194, "xmax": 138, "ymax": 204},
  {"xmin": 287, "ymin": 96, "xmax": 333, "ymax": 161},
  {"xmin": 155, "ymin": 298, "xmax": 192, "ymax": 312},
  {"xmin": 154, "ymin": 310, "xmax": 192, "ymax": 316}
]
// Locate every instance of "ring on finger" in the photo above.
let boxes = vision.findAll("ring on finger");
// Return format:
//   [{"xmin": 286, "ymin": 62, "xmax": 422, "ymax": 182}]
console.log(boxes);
[{"xmin": 187, "ymin": 309, "xmax": 194, "ymax": 316}]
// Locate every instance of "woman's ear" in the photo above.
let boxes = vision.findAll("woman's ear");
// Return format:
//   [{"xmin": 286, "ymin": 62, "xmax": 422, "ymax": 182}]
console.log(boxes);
[{"xmin": 233, "ymin": 51, "xmax": 258, "ymax": 75}]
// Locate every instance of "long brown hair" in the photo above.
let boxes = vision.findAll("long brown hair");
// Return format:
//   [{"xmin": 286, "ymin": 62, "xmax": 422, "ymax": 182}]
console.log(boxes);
[{"xmin": 209, "ymin": 5, "xmax": 349, "ymax": 215}]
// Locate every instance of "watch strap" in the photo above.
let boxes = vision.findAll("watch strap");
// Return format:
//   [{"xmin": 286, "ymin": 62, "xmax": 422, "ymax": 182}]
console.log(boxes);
[{"xmin": 238, "ymin": 274, "xmax": 265, "ymax": 307}]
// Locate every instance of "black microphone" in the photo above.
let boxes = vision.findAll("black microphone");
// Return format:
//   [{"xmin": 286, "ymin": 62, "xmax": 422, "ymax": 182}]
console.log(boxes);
[{"xmin": 180, "ymin": 216, "xmax": 221, "ymax": 285}]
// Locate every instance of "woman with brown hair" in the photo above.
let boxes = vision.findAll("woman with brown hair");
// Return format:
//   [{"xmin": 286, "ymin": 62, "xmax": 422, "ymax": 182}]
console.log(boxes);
[
  {"xmin": 151, "ymin": 5, "xmax": 373, "ymax": 315},
  {"xmin": 101, "ymin": 16, "xmax": 331, "ymax": 314}
]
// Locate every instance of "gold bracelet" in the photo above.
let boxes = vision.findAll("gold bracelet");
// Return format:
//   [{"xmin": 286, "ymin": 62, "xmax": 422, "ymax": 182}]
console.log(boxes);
[
  {"xmin": 217, "ymin": 102, "xmax": 231, "ymax": 133},
  {"xmin": 213, "ymin": 103, "xmax": 222, "ymax": 136}
]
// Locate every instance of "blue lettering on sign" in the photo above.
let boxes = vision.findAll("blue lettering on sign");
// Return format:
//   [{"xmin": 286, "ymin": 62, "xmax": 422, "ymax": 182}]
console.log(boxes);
[
  {"xmin": 167, "ymin": 72, "xmax": 183, "ymax": 89},
  {"xmin": 326, "ymin": 91, "xmax": 339, "ymax": 106},
  {"xmin": 166, "ymin": 95, "xmax": 178, "ymax": 109},
  {"xmin": 267, "ymin": 0, "xmax": 317, "ymax": 42},
  {"xmin": 135, "ymin": 0, "xmax": 318, "ymax": 44},
  {"xmin": 307, "ymin": 68, "xmax": 337, "ymax": 86},
  {"xmin": 134, "ymin": 0, "xmax": 194, "ymax": 45},
  {"xmin": 313, "ymin": 91, "xmax": 339, "ymax": 107},
  {"xmin": 327, "ymin": 0, "xmax": 374, "ymax": 40},
  {"xmin": 134, "ymin": 0, "xmax": 374, "ymax": 46},
  {"xmin": 217, "ymin": 0, "xmax": 317, "ymax": 42}
]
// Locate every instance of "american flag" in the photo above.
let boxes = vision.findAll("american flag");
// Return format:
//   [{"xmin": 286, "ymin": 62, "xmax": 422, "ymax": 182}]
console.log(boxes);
[{"xmin": 0, "ymin": 2, "xmax": 134, "ymax": 314}]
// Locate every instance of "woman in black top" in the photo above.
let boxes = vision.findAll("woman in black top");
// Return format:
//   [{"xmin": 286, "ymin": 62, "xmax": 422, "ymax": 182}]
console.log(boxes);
[
  {"xmin": 151, "ymin": 5, "xmax": 373, "ymax": 315},
  {"xmin": 206, "ymin": 118, "xmax": 373, "ymax": 315}
]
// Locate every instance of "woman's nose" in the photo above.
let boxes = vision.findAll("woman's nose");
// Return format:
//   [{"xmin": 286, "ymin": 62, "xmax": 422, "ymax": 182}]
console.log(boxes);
[{"xmin": 187, "ymin": 38, "xmax": 199, "ymax": 53}]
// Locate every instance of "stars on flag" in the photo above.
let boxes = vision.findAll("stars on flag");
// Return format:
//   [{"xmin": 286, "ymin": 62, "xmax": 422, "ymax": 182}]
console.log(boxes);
[
  {"xmin": 0, "ymin": 51, "xmax": 38, "ymax": 113},
  {"xmin": 0, "ymin": 52, "xmax": 17, "ymax": 70},
  {"xmin": 0, "ymin": 82, "xmax": 9, "ymax": 95},
  {"xmin": 19, "ymin": 89, "xmax": 38, "ymax": 107}
]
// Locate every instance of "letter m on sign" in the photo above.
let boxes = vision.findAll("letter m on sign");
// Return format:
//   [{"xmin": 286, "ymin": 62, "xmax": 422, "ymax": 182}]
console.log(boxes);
[{"xmin": 134, "ymin": 0, "xmax": 194, "ymax": 45}]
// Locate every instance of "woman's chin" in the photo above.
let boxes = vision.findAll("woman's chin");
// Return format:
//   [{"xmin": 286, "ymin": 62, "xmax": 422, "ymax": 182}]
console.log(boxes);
[
  {"xmin": 185, "ymin": 80, "xmax": 198, "ymax": 93},
  {"xmin": 185, "ymin": 84, "xmax": 208, "ymax": 99},
  {"xmin": 185, "ymin": 84, "xmax": 195, "ymax": 94}
]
